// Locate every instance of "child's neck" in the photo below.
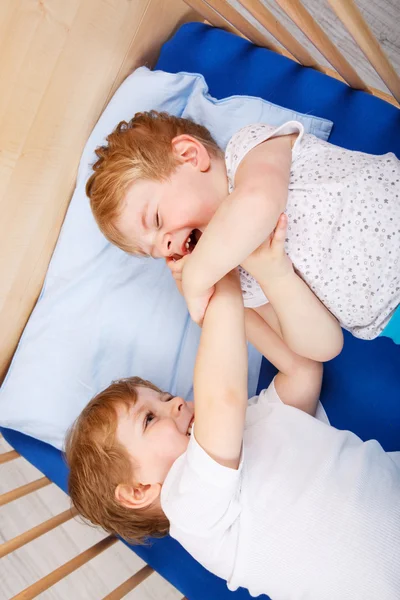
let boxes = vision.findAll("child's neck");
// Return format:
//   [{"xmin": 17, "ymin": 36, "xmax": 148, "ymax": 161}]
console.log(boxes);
[{"xmin": 210, "ymin": 155, "xmax": 230, "ymax": 211}]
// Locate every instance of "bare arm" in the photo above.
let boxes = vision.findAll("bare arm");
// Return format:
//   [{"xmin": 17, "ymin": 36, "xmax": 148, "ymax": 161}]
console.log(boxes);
[
  {"xmin": 183, "ymin": 136, "xmax": 292, "ymax": 298},
  {"xmin": 192, "ymin": 275, "xmax": 321, "ymax": 476},
  {"xmin": 191, "ymin": 270, "xmax": 322, "ymax": 475},
  {"xmin": 193, "ymin": 273, "xmax": 248, "ymax": 470},
  {"xmin": 168, "ymin": 258, "xmax": 321, "ymax": 415}
]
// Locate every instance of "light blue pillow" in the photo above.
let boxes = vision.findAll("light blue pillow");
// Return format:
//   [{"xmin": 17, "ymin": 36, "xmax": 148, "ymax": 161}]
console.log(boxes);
[{"xmin": 0, "ymin": 67, "xmax": 333, "ymax": 449}]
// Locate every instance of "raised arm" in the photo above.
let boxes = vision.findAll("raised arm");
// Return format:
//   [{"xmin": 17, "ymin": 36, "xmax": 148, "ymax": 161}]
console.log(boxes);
[
  {"xmin": 182, "ymin": 136, "xmax": 292, "ymax": 322},
  {"xmin": 168, "ymin": 256, "xmax": 322, "ymax": 416},
  {"xmin": 192, "ymin": 272, "xmax": 248, "ymax": 470}
]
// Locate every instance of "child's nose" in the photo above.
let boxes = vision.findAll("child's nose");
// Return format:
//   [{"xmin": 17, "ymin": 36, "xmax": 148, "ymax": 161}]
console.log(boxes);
[
  {"xmin": 170, "ymin": 396, "xmax": 184, "ymax": 416},
  {"xmin": 159, "ymin": 233, "xmax": 173, "ymax": 257}
]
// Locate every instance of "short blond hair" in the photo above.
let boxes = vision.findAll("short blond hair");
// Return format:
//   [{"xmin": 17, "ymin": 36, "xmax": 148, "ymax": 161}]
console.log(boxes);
[
  {"xmin": 86, "ymin": 111, "xmax": 221, "ymax": 254},
  {"xmin": 65, "ymin": 376, "xmax": 169, "ymax": 544}
]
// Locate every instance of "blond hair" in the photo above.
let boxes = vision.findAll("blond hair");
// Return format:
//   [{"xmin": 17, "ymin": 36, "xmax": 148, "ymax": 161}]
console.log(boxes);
[
  {"xmin": 65, "ymin": 376, "xmax": 169, "ymax": 544},
  {"xmin": 86, "ymin": 111, "xmax": 221, "ymax": 254}
]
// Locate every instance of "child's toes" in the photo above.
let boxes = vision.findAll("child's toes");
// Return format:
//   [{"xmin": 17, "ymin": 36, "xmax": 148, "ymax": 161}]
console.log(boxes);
[{"xmin": 272, "ymin": 214, "xmax": 287, "ymax": 243}]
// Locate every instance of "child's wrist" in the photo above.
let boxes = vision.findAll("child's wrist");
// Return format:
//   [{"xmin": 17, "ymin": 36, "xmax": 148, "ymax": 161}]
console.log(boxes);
[
  {"xmin": 182, "ymin": 260, "xmax": 215, "ymax": 298},
  {"xmin": 216, "ymin": 271, "xmax": 241, "ymax": 295},
  {"xmin": 257, "ymin": 264, "xmax": 294, "ymax": 290},
  {"xmin": 181, "ymin": 261, "xmax": 199, "ymax": 295}
]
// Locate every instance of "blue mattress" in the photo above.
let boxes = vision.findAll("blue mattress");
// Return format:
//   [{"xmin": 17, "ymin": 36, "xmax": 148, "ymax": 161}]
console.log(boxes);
[{"xmin": 2, "ymin": 22, "xmax": 400, "ymax": 600}]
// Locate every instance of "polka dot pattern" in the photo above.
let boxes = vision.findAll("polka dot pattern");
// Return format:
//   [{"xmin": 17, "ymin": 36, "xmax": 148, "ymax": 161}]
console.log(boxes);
[{"xmin": 225, "ymin": 122, "xmax": 400, "ymax": 339}]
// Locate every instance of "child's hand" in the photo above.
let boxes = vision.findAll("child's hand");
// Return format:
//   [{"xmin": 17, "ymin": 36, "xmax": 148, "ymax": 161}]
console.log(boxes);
[
  {"xmin": 167, "ymin": 256, "xmax": 215, "ymax": 325},
  {"xmin": 241, "ymin": 213, "xmax": 293, "ymax": 282},
  {"xmin": 183, "ymin": 283, "xmax": 215, "ymax": 326},
  {"xmin": 166, "ymin": 256, "xmax": 188, "ymax": 296}
]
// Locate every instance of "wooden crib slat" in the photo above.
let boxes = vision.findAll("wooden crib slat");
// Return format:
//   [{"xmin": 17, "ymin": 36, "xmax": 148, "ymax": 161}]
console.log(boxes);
[
  {"xmin": 0, "ymin": 507, "xmax": 78, "ymax": 559},
  {"xmin": 273, "ymin": 0, "xmax": 367, "ymax": 90},
  {"xmin": 203, "ymin": 0, "xmax": 293, "ymax": 59},
  {"xmin": 11, "ymin": 535, "xmax": 117, "ymax": 600},
  {"xmin": 327, "ymin": 0, "xmax": 400, "ymax": 104},
  {"xmin": 184, "ymin": 0, "xmax": 242, "ymax": 36},
  {"xmin": 0, "ymin": 449, "xmax": 20, "ymax": 464},
  {"xmin": 102, "ymin": 565, "xmax": 154, "ymax": 600},
  {"xmin": 0, "ymin": 477, "xmax": 50, "ymax": 506},
  {"xmin": 238, "ymin": 0, "xmax": 320, "ymax": 69}
]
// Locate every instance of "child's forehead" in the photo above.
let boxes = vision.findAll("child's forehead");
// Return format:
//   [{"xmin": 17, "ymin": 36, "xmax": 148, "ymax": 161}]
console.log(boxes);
[
  {"xmin": 117, "ymin": 386, "xmax": 164, "ymax": 411},
  {"xmin": 136, "ymin": 386, "xmax": 164, "ymax": 403}
]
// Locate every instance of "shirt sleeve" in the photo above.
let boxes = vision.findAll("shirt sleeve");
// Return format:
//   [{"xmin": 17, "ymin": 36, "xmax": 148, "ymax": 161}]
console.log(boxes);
[
  {"xmin": 161, "ymin": 429, "xmax": 242, "ymax": 537},
  {"xmin": 256, "ymin": 378, "xmax": 283, "ymax": 407},
  {"xmin": 257, "ymin": 378, "xmax": 330, "ymax": 424},
  {"xmin": 225, "ymin": 120, "xmax": 305, "ymax": 190}
]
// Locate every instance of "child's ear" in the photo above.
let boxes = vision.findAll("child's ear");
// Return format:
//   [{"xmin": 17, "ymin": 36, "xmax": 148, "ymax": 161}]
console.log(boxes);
[
  {"xmin": 115, "ymin": 482, "xmax": 161, "ymax": 510},
  {"xmin": 171, "ymin": 134, "xmax": 211, "ymax": 172}
]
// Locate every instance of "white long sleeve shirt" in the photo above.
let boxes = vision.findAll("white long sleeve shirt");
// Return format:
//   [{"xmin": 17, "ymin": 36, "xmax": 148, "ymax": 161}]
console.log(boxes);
[{"xmin": 161, "ymin": 381, "xmax": 400, "ymax": 599}]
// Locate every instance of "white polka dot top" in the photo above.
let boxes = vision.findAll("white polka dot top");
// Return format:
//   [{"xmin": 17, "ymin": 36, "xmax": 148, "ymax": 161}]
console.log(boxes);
[{"xmin": 225, "ymin": 122, "xmax": 400, "ymax": 340}]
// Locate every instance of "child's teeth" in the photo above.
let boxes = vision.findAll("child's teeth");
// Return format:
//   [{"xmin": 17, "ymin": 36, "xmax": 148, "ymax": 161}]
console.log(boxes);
[{"xmin": 185, "ymin": 241, "xmax": 189, "ymax": 249}]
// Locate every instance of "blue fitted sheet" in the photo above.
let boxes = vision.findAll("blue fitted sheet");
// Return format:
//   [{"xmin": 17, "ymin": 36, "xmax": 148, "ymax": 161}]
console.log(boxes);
[{"xmin": 2, "ymin": 22, "xmax": 400, "ymax": 600}]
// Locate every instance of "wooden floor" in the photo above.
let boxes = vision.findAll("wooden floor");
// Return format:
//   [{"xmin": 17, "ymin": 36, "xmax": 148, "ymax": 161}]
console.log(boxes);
[{"xmin": 1, "ymin": 1, "xmax": 400, "ymax": 599}]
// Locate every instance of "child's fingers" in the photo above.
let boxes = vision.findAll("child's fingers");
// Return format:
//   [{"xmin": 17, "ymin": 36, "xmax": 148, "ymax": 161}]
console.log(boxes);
[
  {"xmin": 168, "ymin": 264, "xmax": 183, "ymax": 282},
  {"xmin": 166, "ymin": 256, "xmax": 185, "ymax": 274},
  {"xmin": 166, "ymin": 257, "xmax": 175, "ymax": 271}
]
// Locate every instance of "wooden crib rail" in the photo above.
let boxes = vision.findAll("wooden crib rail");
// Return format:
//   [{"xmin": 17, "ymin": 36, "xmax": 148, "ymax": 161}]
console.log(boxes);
[
  {"xmin": 0, "ymin": 507, "xmax": 78, "ymax": 559},
  {"xmin": 184, "ymin": 0, "xmax": 242, "ymax": 36},
  {"xmin": 0, "ymin": 442, "xmax": 188, "ymax": 599},
  {"xmin": 0, "ymin": 449, "xmax": 20, "ymax": 464},
  {"xmin": 328, "ymin": 0, "xmax": 400, "ymax": 102},
  {"xmin": 188, "ymin": 0, "xmax": 288, "ymax": 55},
  {"xmin": 186, "ymin": 0, "xmax": 400, "ymax": 106},
  {"xmin": 11, "ymin": 536, "xmax": 119, "ymax": 600},
  {"xmin": 0, "ymin": 476, "xmax": 50, "ymax": 506},
  {"xmin": 238, "ymin": 0, "xmax": 320, "ymax": 68},
  {"xmin": 272, "ymin": 0, "xmax": 367, "ymax": 89},
  {"xmin": 102, "ymin": 566, "xmax": 153, "ymax": 600}
]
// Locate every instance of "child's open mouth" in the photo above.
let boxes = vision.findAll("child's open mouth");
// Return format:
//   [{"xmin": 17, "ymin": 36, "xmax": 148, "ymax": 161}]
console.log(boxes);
[{"xmin": 183, "ymin": 229, "xmax": 202, "ymax": 254}]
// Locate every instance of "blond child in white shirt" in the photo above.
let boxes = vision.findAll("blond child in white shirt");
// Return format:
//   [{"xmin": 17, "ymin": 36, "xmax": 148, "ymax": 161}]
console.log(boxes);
[{"xmin": 66, "ymin": 219, "xmax": 400, "ymax": 600}]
